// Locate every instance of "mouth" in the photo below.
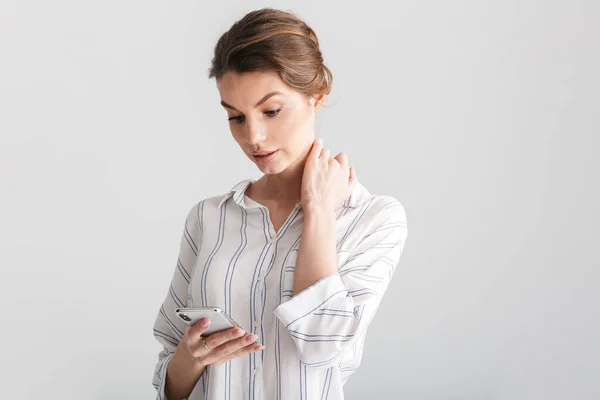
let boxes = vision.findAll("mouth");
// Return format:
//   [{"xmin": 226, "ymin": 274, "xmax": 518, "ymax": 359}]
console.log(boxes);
[
  {"xmin": 252, "ymin": 150, "xmax": 277, "ymax": 157},
  {"xmin": 252, "ymin": 150, "xmax": 279, "ymax": 164}
]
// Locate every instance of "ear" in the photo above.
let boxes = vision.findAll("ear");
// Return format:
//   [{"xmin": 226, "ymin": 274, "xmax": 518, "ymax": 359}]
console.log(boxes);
[{"xmin": 310, "ymin": 94, "xmax": 327, "ymax": 112}]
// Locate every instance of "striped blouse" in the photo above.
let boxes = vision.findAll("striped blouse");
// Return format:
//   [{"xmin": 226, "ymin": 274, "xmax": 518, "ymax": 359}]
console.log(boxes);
[{"xmin": 152, "ymin": 178, "xmax": 408, "ymax": 400}]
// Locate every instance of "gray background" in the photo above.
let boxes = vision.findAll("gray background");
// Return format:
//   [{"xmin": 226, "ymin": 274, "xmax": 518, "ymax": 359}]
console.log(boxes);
[{"xmin": 1, "ymin": 0, "xmax": 598, "ymax": 399}]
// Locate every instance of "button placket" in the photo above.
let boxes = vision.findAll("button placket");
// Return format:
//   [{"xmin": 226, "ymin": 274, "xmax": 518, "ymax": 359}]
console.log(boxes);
[{"xmin": 253, "ymin": 242, "xmax": 272, "ymax": 340}]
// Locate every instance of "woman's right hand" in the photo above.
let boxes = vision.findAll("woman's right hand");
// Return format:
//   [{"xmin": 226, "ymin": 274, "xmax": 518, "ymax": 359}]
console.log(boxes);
[{"xmin": 179, "ymin": 318, "xmax": 264, "ymax": 367}]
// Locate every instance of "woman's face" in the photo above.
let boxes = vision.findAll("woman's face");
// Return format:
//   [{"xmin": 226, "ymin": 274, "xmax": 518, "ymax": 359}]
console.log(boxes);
[{"xmin": 217, "ymin": 70, "xmax": 325, "ymax": 175}]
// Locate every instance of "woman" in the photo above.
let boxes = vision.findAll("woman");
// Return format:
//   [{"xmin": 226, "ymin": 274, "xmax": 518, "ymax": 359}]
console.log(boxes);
[{"xmin": 152, "ymin": 7, "xmax": 408, "ymax": 400}]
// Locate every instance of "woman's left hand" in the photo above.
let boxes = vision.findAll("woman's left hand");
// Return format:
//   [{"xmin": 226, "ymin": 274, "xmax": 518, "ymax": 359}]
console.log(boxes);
[{"xmin": 300, "ymin": 137, "xmax": 358, "ymax": 212}]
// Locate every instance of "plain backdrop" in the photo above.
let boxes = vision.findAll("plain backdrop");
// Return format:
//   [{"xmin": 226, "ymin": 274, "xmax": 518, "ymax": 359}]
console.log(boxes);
[{"xmin": 1, "ymin": 0, "xmax": 598, "ymax": 399}]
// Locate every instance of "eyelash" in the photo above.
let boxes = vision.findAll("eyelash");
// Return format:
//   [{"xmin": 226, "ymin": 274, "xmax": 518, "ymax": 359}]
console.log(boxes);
[{"xmin": 228, "ymin": 109, "xmax": 281, "ymax": 124}]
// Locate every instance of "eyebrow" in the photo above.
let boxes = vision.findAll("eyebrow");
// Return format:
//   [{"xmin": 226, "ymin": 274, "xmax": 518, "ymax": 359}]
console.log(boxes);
[{"xmin": 220, "ymin": 91, "xmax": 283, "ymax": 112}]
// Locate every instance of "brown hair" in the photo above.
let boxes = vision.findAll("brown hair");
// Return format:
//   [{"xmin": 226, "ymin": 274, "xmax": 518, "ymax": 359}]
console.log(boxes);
[{"xmin": 208, "ymin": 8, "xmax": 333, "ymax": 102}]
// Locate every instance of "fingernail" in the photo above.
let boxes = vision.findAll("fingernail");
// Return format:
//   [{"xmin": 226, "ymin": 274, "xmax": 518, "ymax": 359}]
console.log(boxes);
[
  {"xmin": 246, "ymin": 334, "xmax": 256, "ymax": 342},
  {"xmin": 201, "ymin": 319, "xmax": 209, "ymax": 327}
]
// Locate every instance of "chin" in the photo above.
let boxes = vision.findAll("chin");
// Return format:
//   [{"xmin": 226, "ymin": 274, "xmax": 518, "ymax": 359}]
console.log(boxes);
[
  {"xmin": 255, "ymin": 156, "xmax": 292, "ymax": 175},
  {"xmin": 257, "ymin": 163, "xmax": 286, "ymax": 175}
]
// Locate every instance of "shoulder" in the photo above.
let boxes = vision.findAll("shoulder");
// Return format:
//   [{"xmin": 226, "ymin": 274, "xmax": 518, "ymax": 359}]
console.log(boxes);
[
  {"xmin": 358, "ymin": 195, "xmax": 408, "ymax": 237},
  {"xmin": 350, "ymin": 182, "xmax": 407, "ymax": 227},
  {"xmin": 340, "ymin": 189, "xmax": 408, "ymax": 254},
  {"xmin": 183, "ymin": 178, "xmax": 254, "ymax": 222}
]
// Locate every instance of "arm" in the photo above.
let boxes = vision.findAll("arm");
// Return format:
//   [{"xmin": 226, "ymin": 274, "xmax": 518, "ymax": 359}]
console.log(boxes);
[
  {"xmin": 292, "ymin": 205, "xmax": 338, "ymax": 296},
  {"xmin": 152, "ymin": 201, "xmax": 204, "ymax": 400},
  {"xmin": 273, "ymin": 198, "xmax": 408, "ymax": 368},
  {"xmin": 163, "ymin": 351, "xmax": 206, "ymax": 400}
]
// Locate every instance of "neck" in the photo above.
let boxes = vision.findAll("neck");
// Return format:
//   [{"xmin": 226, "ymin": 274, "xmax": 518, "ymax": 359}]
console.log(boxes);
[{"xmin": 251, "ymin": 149, "xmax": 310, "ymax": 208}]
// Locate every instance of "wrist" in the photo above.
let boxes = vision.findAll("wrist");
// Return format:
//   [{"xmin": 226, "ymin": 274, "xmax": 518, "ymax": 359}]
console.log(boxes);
[
  {"xmin": 166, "ymin": 345, "xmax": 207, "ymax": 400},
  {"xmin": 303, "ymin": 203, "xmax": 336, "ymax": 220},
  {"xmin": 175, "ymin": 342, "xmax": 206, "ymax": 371}
]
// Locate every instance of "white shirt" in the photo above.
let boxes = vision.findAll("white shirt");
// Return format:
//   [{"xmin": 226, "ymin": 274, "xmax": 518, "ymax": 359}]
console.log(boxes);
[{"xmin": 152, "ymin": 178, "xmax": 408, "ymax": 400}]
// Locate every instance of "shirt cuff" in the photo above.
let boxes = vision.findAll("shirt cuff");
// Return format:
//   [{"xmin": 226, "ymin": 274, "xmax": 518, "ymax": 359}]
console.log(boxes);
[
  {"xmin": 156, "ymin": 353, "xmax": 175, "ymax": 400},
  {"xmin": 273, "ymin": 273, "xmax": 347, "ymax": 328}
]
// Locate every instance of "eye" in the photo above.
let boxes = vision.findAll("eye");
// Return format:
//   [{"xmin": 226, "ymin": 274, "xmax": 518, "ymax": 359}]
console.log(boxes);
[
  {"xmin": 227, "ymin": 108, "xmax": 281, "ymax": 124},
  {"xmin": 265, "ymin": 108, "xmax": 281, "ymax": 117},
  {"xmin": 228, "ymin": 115, "xmax": 244, "ymax": 124}
]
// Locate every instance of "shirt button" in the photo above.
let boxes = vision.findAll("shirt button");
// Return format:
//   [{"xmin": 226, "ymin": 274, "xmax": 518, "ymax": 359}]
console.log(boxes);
[
  {"xmin": 253, "ymin": 320, "xmax": 261, "ymax": 327},
  {"xmin": 253, "ymin": 368, "xmax": 260, "ymax": 375}
]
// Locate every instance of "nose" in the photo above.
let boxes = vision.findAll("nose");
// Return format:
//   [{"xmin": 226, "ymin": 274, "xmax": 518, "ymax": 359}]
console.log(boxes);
[{"xmin": 244, "ymin": 118, "xmax": 267, "ymax": 145}]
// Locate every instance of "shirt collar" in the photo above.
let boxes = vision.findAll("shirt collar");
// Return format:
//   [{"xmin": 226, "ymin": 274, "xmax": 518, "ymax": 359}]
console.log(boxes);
[
  {"xmin": 217, "ymin": 178, "xmax": 371, "ymax": 210},
  {"xmin": 217, "ymin": 179, "xmax": 255, "ymax": 208}
]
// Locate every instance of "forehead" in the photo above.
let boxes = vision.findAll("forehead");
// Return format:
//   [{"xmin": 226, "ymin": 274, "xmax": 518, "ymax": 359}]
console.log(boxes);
[{"xmin": 217, "ymin": 70, "xmax": 291, "ymax": 100}]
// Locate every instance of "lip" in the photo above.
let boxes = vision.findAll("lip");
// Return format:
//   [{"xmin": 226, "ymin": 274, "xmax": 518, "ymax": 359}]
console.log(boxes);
[
  {"xmin": 252, "ymin": 150, "xmax": 278, "ymax": 165},
  {"xmin": 251, "ymin": 150, "xmax": 278, "ymax": 156}
]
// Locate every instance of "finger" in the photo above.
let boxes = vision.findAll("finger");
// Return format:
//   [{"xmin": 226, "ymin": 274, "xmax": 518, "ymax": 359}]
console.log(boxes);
[
  {"xmin": 334, "ymin": 152, "xmax": 348, "ymax": 167},
  {"xmin": 309, "ymin": 138, "xmax": 323, "ymax": 163},
  {"xmin": 215, "ymin": 343, "xmax": 263, "ymax": 366},
  {"xmin": 319, "ymin": 148, "xmax": 330, "ymax": 161},
  {"xmin": 213, "ymin": 343, "xmax": 265, "ymax": 366},
  {"xmin": 348, "ymin": 167, "xmax": 358, "ymax": 194},
  {"xmin": 190, "ymin": 326, "xmax": 244, "ymax": 357},
  {"xmin": 186, "ymin": 318, "xmax": 212, "ymax": 357},
  {"xmin": 189, "ymin": 318, "xmax": 211, "ymax": 339},
  {"xmin": 202, "ymin": 327, "xmax": 246, "ymax": 350},
  {"xmin": 349, "ymin": 166, "xmax": 356, "ymax": 183},
  {"xmin": 202, "ymin": 332, "xmax": 258, "ymax": 365}
]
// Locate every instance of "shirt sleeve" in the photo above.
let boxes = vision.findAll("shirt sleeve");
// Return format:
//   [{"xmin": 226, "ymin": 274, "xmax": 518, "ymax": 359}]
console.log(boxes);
[
  {"xmin": 273, "ymin": 198, "xmax": 408, "ymax": 368},
  {"xmin": 152, "ymin": 201, "xmax": 203, "ymax": 399}
]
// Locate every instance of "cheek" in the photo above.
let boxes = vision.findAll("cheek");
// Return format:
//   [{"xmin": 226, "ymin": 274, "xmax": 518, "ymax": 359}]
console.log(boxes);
[
  {"xmin": 230, "ymin": 126, "xmax": 245, "ymax": 143},
  {"xmin": 276, "ymin": 111, "xmax": 311, "ymax": 145}
]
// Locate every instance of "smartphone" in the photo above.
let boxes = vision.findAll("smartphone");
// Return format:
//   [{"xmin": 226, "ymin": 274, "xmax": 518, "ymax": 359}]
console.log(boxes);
[{"xmin": 175, "ymin": 307, "xmax": 244, "ymax": 336}]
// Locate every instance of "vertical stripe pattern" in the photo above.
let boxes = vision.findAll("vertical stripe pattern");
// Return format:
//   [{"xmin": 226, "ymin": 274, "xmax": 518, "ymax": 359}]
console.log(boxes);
[{"xmin": 152, "ymin": 178, "xmax": 408, "ymax": 400}]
